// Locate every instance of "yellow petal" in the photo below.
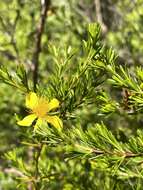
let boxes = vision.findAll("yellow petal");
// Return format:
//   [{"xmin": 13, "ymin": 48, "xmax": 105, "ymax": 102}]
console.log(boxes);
[
  {"xmin": 47, "ymin": 98, "xmax": 60, "ymax": 112},
  {"xmin": 46, "ymin": 115, "xmax": 63, "ymax": 129},
  {"xmin": 34, "ymin": 118, "xmax": 43, "ymax": 129},
  {"xmin": 17, "ymin": 114, "xmax": 37, "ymax": 126},
  {"xmin": 26, "ymin": 92, "xmax": 38, "ymax": 109}
]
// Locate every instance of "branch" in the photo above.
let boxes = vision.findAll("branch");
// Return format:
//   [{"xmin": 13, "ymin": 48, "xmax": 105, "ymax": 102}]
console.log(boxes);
[
  {"xmin": 35, "ymin": 144, "xmax": 43, "ymax": 178},
  {"xmin": 94, "ymin": 0, "xmax": 107, "ymax": 35},
  {"xmin": 32, "ymin": 0, "xmax": 51, "ymax": 91}
]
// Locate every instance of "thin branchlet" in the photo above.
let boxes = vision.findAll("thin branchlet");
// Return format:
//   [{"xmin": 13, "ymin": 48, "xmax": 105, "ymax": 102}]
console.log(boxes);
[{"xmin": 33, "ymin": 0, "xmax": 51, "ymax": 91}]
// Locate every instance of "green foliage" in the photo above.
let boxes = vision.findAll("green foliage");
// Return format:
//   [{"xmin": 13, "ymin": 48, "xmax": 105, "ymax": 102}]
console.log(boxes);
[
  {"xmin": 0, "ymin": 1, "xmax": 143, "ymax": 190},
  {"xmin": 107, "ymin": 0, "xmax": 143, "ymax": 64}
]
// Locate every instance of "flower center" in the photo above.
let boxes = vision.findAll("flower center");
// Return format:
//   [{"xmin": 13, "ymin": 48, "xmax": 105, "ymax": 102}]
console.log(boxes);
[{"xmin": 32, "ymin": 98, "xmax": 49, "ymax": 118}]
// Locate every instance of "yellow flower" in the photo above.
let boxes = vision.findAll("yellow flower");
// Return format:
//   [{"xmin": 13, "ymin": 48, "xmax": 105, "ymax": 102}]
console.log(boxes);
[{"xmin": 17, "ymin": 92, "xmax": 63, "ymax": 130}]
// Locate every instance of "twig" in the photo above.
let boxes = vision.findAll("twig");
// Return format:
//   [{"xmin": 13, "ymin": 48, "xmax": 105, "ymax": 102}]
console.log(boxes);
[
  {"xmin": 4, "ymin": 167, "xmax": 25, "ymax": 177},
  {"xmin": 34, "ymin": 143, "xmax": 44, "ymax": 190},
  {"xmin": 11, "ymin": 9, "xmax": 20, "ymax": 58},
  {"xmin": 92, "ymin": 148, "xmax": 143, "ymax": 159},
  {"xmin": 94, "ymin": 0, "xmax": 107, "ymax": 35},
  {"xmin": 32, "ymin": 0, "xmax": 51, "ymax": 91}
]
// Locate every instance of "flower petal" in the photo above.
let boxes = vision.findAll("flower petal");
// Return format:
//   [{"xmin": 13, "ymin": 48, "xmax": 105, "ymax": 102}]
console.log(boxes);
[
  {"xmin": 46, "ymin": 115, "xmax": 63, "ymax": 129},
  {"xmin": 17, "ymin": 114, "xmax": 37, "ymax": 126},
  {"xmin": 26, "ymin": 92, "xmax": 38, "ymax": 109},
  {"xmin": 34, "ymin": 118, "xmax": 43, "ymax": 129},
  {"xmin": 47, "ymin": 98, "xmax": 60, "ymax": 112}
]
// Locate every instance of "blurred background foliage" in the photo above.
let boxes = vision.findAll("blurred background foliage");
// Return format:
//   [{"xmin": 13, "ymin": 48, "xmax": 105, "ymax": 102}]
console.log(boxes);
[{"xmin": 0, "ymin": 0, "xmax": 143, "ymax": 189}]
